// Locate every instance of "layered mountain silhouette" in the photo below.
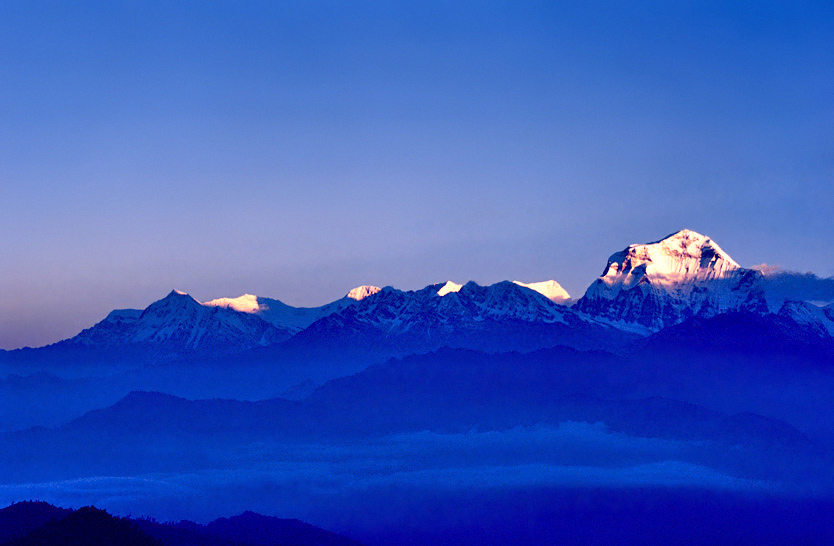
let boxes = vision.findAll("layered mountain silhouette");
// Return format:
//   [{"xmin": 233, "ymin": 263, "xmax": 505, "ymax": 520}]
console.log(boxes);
[
  {"xmin": 1, "ymin": 229, "xmax": 833, "ymax": 546},
  {"xmin": 0, "ymin": 228, "xmax": 832, "ymax": 432},
  {"xmin": 2, "ymin": 342, "xmax": 831, "ymax": 489},
  {"xmin": 1, "ymin": 505, "xmax": 161, "ymax": 546}
]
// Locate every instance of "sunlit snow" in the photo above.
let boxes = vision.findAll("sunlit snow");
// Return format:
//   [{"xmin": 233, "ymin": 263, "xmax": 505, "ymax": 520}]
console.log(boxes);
[
  {"xmin": 513, "ymin": 280, "xmax": 571, "ymax": 303},
  {"xmin": 437, "ymin": 281, "xmax": 463, "ymax": 297}
]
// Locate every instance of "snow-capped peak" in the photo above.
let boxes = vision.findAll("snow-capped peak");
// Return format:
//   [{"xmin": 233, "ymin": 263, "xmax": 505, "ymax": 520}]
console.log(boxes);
[
  {"xmin": 575, "ymin": 229, "xmax": 767, "ymax": 330},
  {"xmin": 513, "ymin": 280, "xmax": 571, "ymax": 304},
  {"xmin": 153, "ymin": 290, "xmax": 200, "ymax": 308},
  {"xmin": 599, "ymin": 229, "xmax": 741, "ymax": 290},
  {"xmin": 203, "ymin": 294, "xmax": 262, "ymax": 314},
  {"xmin": 69, "ymin": 288, "xmax": 289, "ymax": 353},
  {"xmin": 202, "ymin": 290, "xmax": 370, "ymax": 332},
  {"xmin": 437, "ymin": 281, "xmax": 463, "ymax": 297},
  {"xmin": 346, "ymin": 285, "xmax": 382, "ymax": 301}
]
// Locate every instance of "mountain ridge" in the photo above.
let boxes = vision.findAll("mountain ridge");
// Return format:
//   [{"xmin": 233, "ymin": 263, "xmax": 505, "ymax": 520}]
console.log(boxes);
[{"xmin": 3, "ymin": 229, "xmax": 833, "ymax": 361}]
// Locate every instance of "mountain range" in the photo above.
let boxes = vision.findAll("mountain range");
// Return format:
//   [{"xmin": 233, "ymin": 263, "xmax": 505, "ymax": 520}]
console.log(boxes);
[
  {"xmin": 1, "ymin": 228, "xmax": 832, "ymax": 425},
  {"xmin": 3, "ymin": 229, "xmax": 832, "ymax": 364},
  {"xmin": 2, "ymin": 229, "xmax": 834, "ymax": 545}
]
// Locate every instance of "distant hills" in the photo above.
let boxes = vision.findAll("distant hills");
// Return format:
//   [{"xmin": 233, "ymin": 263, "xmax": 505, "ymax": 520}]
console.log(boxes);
[{"xmin": 1, "ymin": 341, "xmax": 831, "ymax": 489}]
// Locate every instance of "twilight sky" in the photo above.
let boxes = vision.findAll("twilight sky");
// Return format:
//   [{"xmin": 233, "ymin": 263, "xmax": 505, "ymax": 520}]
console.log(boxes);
[{"xmin": 1, "ymin": 1, "xmax": 833, "ymax": 349}]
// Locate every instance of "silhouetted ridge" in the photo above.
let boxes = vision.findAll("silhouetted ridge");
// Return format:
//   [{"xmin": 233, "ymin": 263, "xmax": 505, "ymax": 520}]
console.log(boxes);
[
  {"xmin": 3, "ymin": 506, "xmax": 160, "ymax": 546},
  {"xmin": 0, "ymin": 502, "xmax": 70, "ymax": 542},
  {"xmin": 0, "ymin": 503, "xmax": 368, "ymax": 546},
  {"xmin": 48, "ymin": 347, "xmax": 817, "ymax": 453},
  {"xmin": 206, "ymin": 511, "xmax": 366, "ymax": 546},
  {"xmin": 118, "ymin": 391, "xmax": 188, "ymax": 406},
  {"xmin": 715, "ymin": 412, "xmax": 816, "ymax": 450}
]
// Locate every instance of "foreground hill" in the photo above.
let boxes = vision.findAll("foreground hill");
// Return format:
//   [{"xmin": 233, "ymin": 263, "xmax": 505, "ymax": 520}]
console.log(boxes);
[
  {"xmin": 0, "ymin": 502, "xmax": 69, "ymax": 543},
  {"xmin": 0, "ymin": 503, "xmax": 366, "ymax": 546},
  {"xmin": 1, "ymin": 506, "xmax": 160, "ymax": 546}
]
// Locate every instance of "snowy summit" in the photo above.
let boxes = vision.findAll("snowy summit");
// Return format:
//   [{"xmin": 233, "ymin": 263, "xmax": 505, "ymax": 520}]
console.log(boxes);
[
  {"xmin": 204, "ymin": 294, "xmax": 263, "ymax": 314},
  {"xmin": 598, "ymin": 229, "xmax": 741, "ymax": 287},
  {"xmin": 436, "ymin": 281, "xmax": 463, "ymax": 296},
  {"xmin": 346, "ymin": 285, "xmax": 382, "ymax": 301},
  {"xmin": 513, "ymin": 280, "xmax": 571, "ymax": 304},
  {"xmin": 575, "ymin": 229, "xmax": 768, "ymax": 330}
]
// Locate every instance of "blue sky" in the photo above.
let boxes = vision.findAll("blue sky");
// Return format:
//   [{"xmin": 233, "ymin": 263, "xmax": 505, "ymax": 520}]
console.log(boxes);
[{"xmin": 1, "ymin": 1, "xmax": 832, "ymax": 349}]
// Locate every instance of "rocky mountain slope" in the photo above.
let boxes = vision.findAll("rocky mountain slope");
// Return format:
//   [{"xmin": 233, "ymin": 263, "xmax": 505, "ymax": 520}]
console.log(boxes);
[{"xmin": 575, "ymin": 229, "xmax": 770, "ymax": 330}]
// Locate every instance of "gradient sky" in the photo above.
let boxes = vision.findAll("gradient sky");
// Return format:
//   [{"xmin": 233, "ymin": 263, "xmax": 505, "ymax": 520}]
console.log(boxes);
[{"xmin": 1, "ymin": 1, "xmax": 833, "ymax": 349}]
